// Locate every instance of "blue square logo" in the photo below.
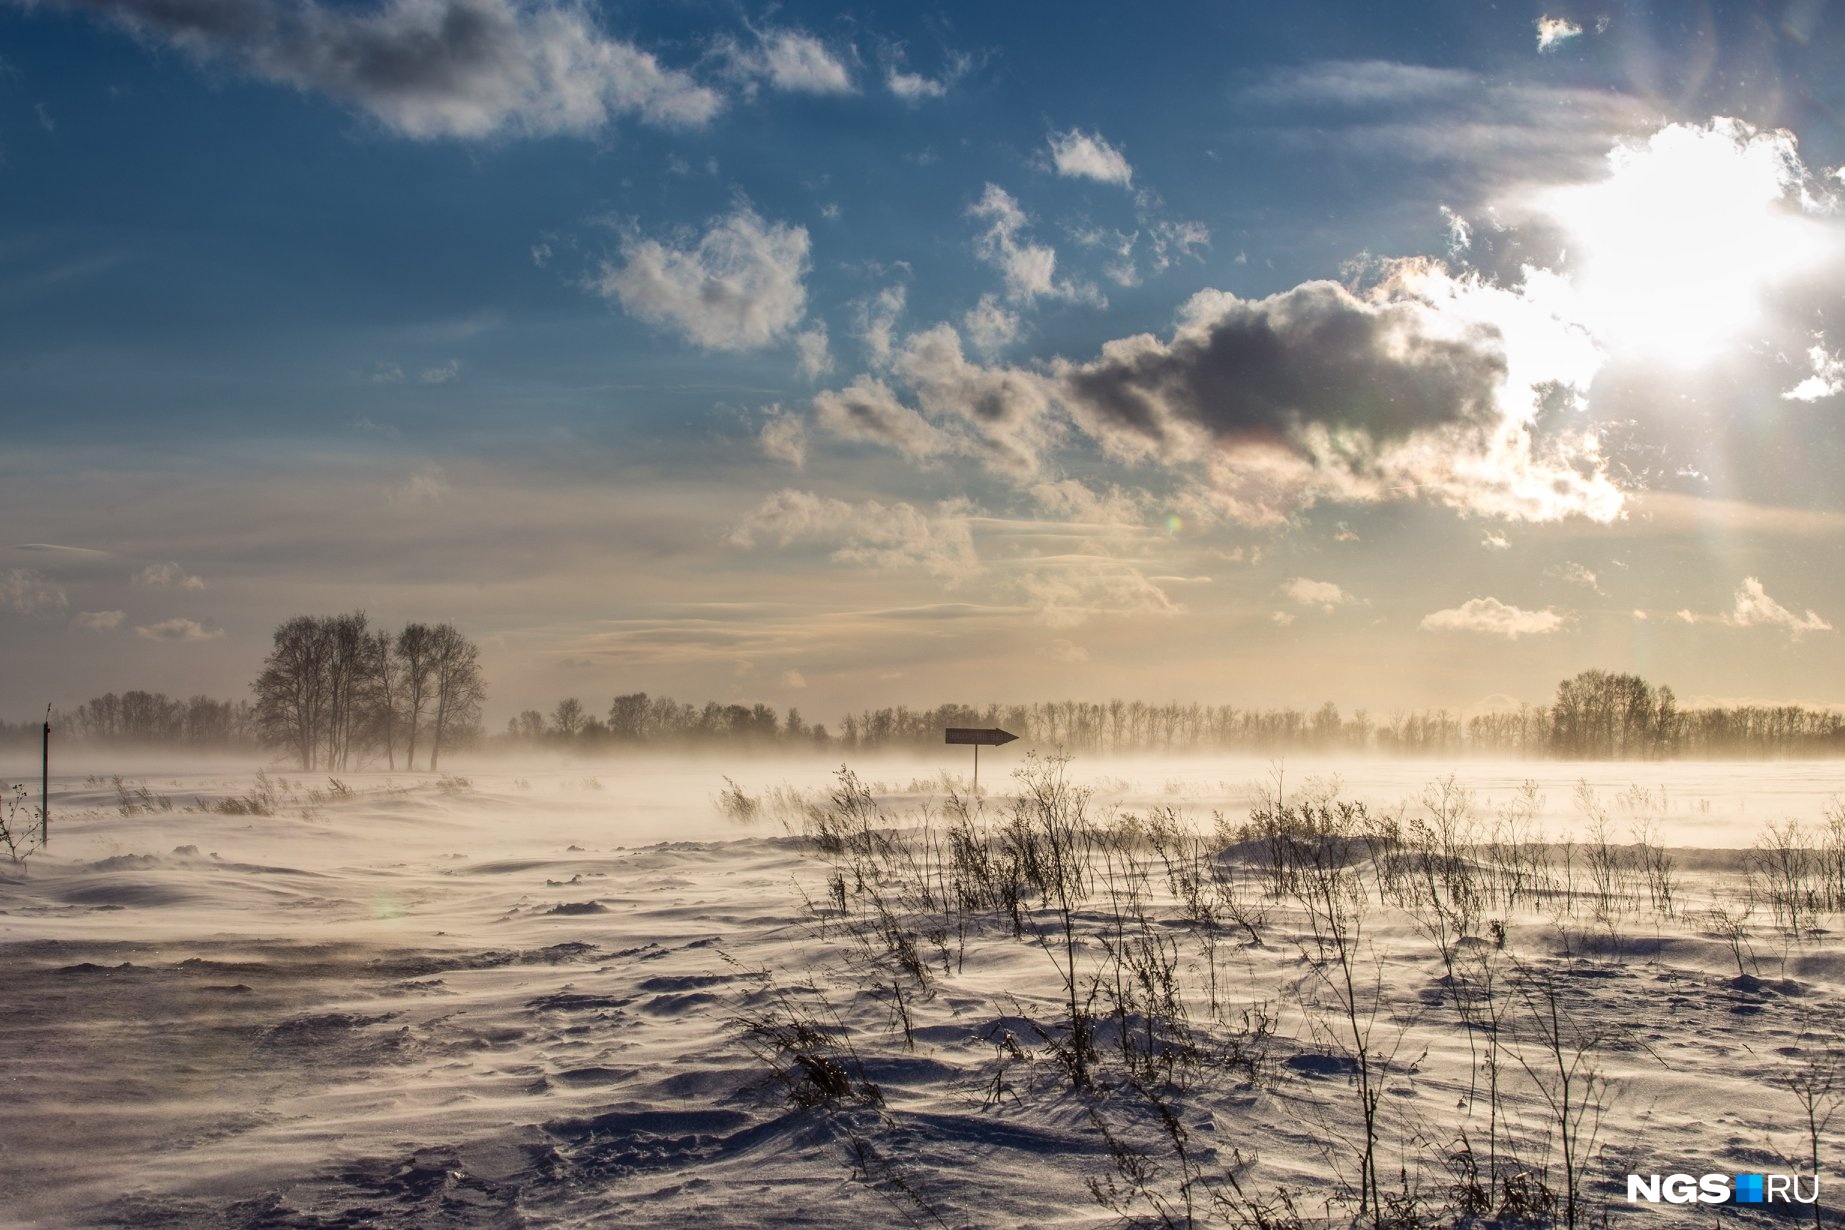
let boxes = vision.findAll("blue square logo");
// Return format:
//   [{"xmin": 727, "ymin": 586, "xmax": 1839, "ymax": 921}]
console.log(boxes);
[{"xmin": 1735, "ymin": 1174, "xmax": 1764, "ymax": 1203}]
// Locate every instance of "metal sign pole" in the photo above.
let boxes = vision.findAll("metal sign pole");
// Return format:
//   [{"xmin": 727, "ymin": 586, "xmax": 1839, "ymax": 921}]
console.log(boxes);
[
  {"xmin": 41, "ymin": 704, "xmax": 50, "ymax": 848},
  {"xmin": 944, "ymin": 727, "xmax": 1017, "ymax": 798}
]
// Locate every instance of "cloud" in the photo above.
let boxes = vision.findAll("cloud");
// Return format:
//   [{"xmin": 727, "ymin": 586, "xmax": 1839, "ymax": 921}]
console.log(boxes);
[
  {"xmin": 854, "ymin": 284, "xmax": 906, "ymax": 363},
  {"xmin": 388, "ymin": 462, "xmax": 449, "ymax": 502},
  {"xmin": 1725, "ymin": 577, "xmax": 1831, "ymax": 636},
  {"xmin": 1784, "ymin": 339, "xmax": 1845, "ymax": 401},
  {"xmin": 963, "ymin": 292, "xmax": 1021, "ymax": 354},
  {"xmin": 73, "ymin": 609, "xmax": 125, "ymax": 631},
  {"xmin": 891, "ymin": 324, "xmax": 1057, "ymax": 477},
  {"xmin": 419, "ymin": 358, "xmax": 460, "ymax": 384},
  {"xmin": 135, "ymin": 617, "xmax": 224, "ymax": 641},
  {"xmin": 794, "ymin": 324, "xmax": 832, "ymax": 379},
  {"xmin": 725, "ymin": 28, "xmax": 851, "ymax": 95},
  {"xmin": 1047, "ymin": 127, "xmax": 1132, "ymax": 186},
  {"xmin": 885, "ymin": 50, "xmax": 965, "ymax": 102},
  {"xmin": 0, "ymin": 568, "xmax": 67, "ymax": 615},
  {"xmin": 1237, "ymin": 59, "xmax": 1651, "ymax": 191},
  {"xmin": 1420, "ymin": 597, "xmax": 1565, "ymax": 638},
  {"xmin": 1040, "ymin": 638, "xmax": 1088, "ymax": 663},
  {"xmin": 812, "ymin": 377, "xmax": 950, "ymax": 461},
  {"xmin": 135, "ymin": 561, "xmax": 206, "ymax": 589},
  {"xmin": 1535, "ymin": 16, "xmax": 1583, "ymax": 52},
  {"xmin": 1019, "ymin": 565, "xmax": 1178, "ymax": 628},
  {"xmin": 1056, "ymin": 271, "xmax": 1619, "ymax": 523},
  {"xmin": 1553, "ymin": 561, "xmax": 1603, "ymax": 593},
  {"xmin": 757, "ymin": 407, "xmax": 807, "ymax": 466},
  {"xmin": 779, "ymin": 669, "xmax": 807, "ymax": 688},
  {"xmin": 1481, "ymin": 531, "xmax": 1510, "ymax": 550},
  {"xmin": 968, "ymin": 184, "xmax": 1100, "ymax": 306},
  {"xmin": 887, "ymin": 69, "xmax": 943, "ymax": 101},
  {"xmin": 598, "ymin": 208, "xmax": 810, "ymax": 351},
  {"xmin": 1282, "ymin": 576, "xmax": 1355, "ymax": 612},
  {"xmin": 23, "ymin": 0, "xmax": 722, "ymax": 139},
  {"xmin": 730, "ymin": 488, "xmax": 981, "ymax": 582}
]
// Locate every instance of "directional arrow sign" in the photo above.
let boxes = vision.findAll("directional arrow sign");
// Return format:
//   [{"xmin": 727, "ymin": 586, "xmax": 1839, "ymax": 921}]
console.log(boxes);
[{"xmin": 944, "ymin": 727, "xmax": 1018, "ymax": 747}]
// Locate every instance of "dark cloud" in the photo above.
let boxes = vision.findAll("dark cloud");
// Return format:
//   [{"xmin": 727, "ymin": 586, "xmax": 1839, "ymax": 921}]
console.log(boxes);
[{"xmin": 1059, "ymin": 281, "xmax": 1507, "ymax": 458}]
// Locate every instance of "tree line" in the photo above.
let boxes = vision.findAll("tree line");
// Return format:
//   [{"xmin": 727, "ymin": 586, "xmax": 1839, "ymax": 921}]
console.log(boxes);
[{"xmin": 14, "ymin": 667, "xmax": 1845, "ymax": 761}]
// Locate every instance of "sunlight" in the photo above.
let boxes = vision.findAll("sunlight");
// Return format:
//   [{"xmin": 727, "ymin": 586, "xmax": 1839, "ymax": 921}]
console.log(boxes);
[{"xmin": 1532, "ymin": 118, "xmax": 1832, "ymax": 367}]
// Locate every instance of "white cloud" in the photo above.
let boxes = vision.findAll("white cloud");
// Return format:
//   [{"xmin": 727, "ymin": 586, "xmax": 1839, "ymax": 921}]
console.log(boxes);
[
  {"xmin": 885, "ymin": 50, "xmax": 965, "ymax": 102},
  {"xmin": 599, "ymin": 208, "xmax": 810, "ymax": 351},
  {"xmin": 812, "ymin": 377, "xmax": 950, "ymax": 461},
  {"xmin": 888, "ymin": 68, "xmax": 944, "ymax": 101},
  {"xmin": 779, "ymin": 669, "xmax": 808, "ymax": 689},
  {"xmin": 730, "ymin": 488, "xmax": 980, "ymax": 583},
  {"xmin": 854, "ymin": 284, "xmax": 907, "ymax": 363},
  {"xmin": 135, "ymin": 617, "xmax": 223, "ymax": 642},
  {"xmin": 1019, "ymin": 565, "xmax": 1178, "ymax": 628},
  {"xmin": 794, "ymin": 324, "xmax": 832, "ymax": 379},
  {"xmin": 1726, "ymin": 577, "xmax": 1832, "ymax": 636},
  {"xmin": 370, "ymin": 361, "xmax": 406, "ymax": 384},
  {"xmin": 1270, "ymin": 610, "xmax": 1296, "ymax": 627},
  {"xmin": 758, "ymin": 407, "xmax": 807, "ymax": 466},
  {"xmin": 1282, "ymin": 576, "xmax": 1355, "ymax": 612},
  {"xmin": 1420, "ymin": 597, "xmax": 1565, "ymax": 639},
  {"xmin": 73, "ymin": 609, "xmax": 125, "ymax": 631},
  {"xmin": 963, "ymin": 292, "xmax": 1022, "ymax": 354},
  {"xmin": 1040, "ymin": 638, "xmax": 1089, "ymax": 663},
  {"xmin": 1535, "ymin": 16, "xmax": 1583, "ymax": 52},
  {"xmin": 134, "ymin": 561, "xmax": 206, "ymax": 590},
  {"xmin": 1553, "ymin": 561, "xmax": 1603, "ymax": 593},
  {"xmin": 1481, "ymin": 531, "xmax": 1511, "ymax": 550},
  {"xmin": 419, "ymin": 358, "xmax": 460, "ymax": 384},
  {"xmin": 1047, "ymin": 127, "xmax": 1133, "ymax": 186},
  {"xmin": 726, "ymin": 28, "xmax": 852, "ymax": 95},
  {"xmin": 1783, "ymin": 338, "xmax": 1845, "ymax": 401},
  {"xmin": 968, "ymin": 184, "xmax": 1100, "ymax": 307},
  {"xmin": 38, "ymin": 0, "xmax": 722, "ymax": 139},
  {"xmin": 0, "ymin": 568, "xmax": 67, "ymax": 615},
  {"xmin": 389, "ymin": 462, "xmax": 449, "ymax": 502}
]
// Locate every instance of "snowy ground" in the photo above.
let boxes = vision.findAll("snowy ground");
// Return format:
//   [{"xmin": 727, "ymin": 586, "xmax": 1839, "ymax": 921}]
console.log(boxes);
[{"xmin": 2, "ymin": 755, "xmax": 1843, "ymax": 1228}]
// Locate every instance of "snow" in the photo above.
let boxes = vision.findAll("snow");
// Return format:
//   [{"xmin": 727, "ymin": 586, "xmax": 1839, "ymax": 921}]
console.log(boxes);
[{"xmin": 1, "ymin": 754, "xmax": 1841, "ymax": 1226}]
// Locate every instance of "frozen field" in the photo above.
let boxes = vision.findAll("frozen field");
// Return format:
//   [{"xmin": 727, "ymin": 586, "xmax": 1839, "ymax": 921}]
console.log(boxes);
[{"xmin": 2, "ymin": 753, "xmax": 1843, "ymax": 1227}]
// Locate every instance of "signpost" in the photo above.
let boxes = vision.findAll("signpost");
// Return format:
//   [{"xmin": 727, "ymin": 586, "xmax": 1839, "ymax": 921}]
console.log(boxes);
[
  {"xmin": 944, "ymin": 727, "xmax": 1017, "ymax": 793},
  {"xmin": 40, "ymin": 704, "xmax": 49, "ymax": 848}
]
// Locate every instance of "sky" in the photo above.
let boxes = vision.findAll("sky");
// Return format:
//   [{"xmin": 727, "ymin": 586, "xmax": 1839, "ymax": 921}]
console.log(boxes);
[{"xmin": 2, "ymin": 0, "xmax": 1844, "ymax": 725}]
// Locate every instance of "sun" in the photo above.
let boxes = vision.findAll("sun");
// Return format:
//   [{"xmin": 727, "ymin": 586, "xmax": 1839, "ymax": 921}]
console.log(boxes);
[{"xmin": 1529, "ymin": 119, "xmax": 1831, "ymax": 368}]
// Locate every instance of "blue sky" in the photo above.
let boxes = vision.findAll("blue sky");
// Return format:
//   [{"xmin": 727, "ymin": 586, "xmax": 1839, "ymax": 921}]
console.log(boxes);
[{"xmin": 3, "ymin": 0, "xmax": 1844, "ymax": 723}]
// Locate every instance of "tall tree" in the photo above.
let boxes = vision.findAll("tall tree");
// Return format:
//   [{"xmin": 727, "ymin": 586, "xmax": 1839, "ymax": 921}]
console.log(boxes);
[
  {"xmin": 253, "ymin": 615, "xmax": 336, "ymax": 769},
  {"xmin": 427, "ymin": 623, "xmax": 486, "ymax": 770},
  {"xmin": 396, "ymin": 622, "xmax": 437, "ymax": 770}
]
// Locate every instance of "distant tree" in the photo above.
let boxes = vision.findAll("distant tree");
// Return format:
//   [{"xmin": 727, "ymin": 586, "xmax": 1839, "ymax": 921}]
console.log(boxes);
[
  {"xmin": 551, "ymin": 697, "xmax": 586, "ymax": 740},
  {"xmin": 427, "ymin": 623, "xmax": 486, "ymax": 770},
  {"xmin": 608, "ymin": 692, "xmax": 649, "ymax": 741},
  {"xmin": 254, "ymin": 615, "xmax": 337, "ymax": 769},
  {"xmin": 396, "ymin": 622, "xmax": 437, "ymax": 770}
]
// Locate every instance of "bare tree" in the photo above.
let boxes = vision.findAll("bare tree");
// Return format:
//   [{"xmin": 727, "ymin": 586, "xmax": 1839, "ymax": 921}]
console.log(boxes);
[
  {"xmin": 396, "ymin": 622, "xmax": 436, "ymax": 770},
  {"xmin": 428, "ymin": 623, "xmax": 486, "ymax": 770},
  {"xmin": 551, "ymin": 697, "xmax": 585, "ymax": 740},
  {"xmin": 254, "ymin": 615, "xmax": 335, "ymax": 770}
]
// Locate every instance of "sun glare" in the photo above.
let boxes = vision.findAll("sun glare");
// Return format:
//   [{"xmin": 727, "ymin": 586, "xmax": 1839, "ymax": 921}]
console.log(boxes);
[{"xmin": 1533, "ymin": 119, "xmax": 1831, "ymax": 367}]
